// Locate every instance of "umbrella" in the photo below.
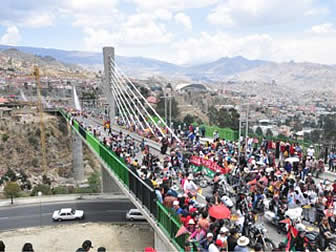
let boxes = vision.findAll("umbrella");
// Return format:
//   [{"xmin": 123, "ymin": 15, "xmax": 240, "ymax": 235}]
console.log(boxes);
[
  {"xmin": 285, "ymin": 157, "xmax": 300, "ymax": 163},
  {"xmin": 209, "ymin": 204, "xmax": 231, "ymax": 219},
  {"xmin": 324, "ymin": 208, "xmax": 333, "ymax": 217},
  {"xmin": 144, "ymin": 248, "xmax": 157, "ymax": 252},
  {"xmin": 175, "ymin": 225, "xmax": 190, "ymax": 238}
]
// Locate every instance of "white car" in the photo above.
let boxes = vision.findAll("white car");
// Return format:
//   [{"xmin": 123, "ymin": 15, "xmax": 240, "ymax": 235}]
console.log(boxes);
[
  {"xmin": 126, "ymin": 209, "xmax": 146, "ymax": 221},
  {"xmin": 52, "ymin": 208, "xmax": 84, "ymax": 221}
]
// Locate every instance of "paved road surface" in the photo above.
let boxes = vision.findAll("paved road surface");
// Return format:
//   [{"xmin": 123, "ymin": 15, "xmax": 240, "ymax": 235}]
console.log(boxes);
[{"xmin": 0, "ymin": 199, "xmax": 135, "ymax": 231}]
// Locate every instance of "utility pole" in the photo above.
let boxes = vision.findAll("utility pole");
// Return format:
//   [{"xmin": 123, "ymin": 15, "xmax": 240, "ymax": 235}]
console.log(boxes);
[
  {"xmin": 169, "ymin": 91, "xmax": 172, "ymax": 128},
  {"xmin": 238, "ymin": 105, "xmax": 242, "ymax": 161},
  {"xmin": 245, "ymin": 103, "xmax": 250, "ymax": 157},
  {"xmin": 165, "ymin": 92, "xmax": 168, "ymax": 125}
]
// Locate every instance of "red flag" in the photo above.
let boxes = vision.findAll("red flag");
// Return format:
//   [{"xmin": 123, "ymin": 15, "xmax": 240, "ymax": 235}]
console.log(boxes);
[{"xmin": 175, "ymin": 225, "xmax": 190, "ymax": 238}]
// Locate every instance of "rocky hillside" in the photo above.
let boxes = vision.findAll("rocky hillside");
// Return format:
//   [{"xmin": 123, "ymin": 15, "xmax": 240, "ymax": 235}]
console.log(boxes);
[{"xmin": 0, "ymin": 109, "xmax": 100, "ymax": 189}]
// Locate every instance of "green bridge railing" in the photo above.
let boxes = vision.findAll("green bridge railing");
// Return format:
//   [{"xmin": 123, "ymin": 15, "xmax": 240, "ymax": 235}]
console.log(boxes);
[{"xmin": 59, "ymin": 110, "xmax": 186, "ymax": 251}]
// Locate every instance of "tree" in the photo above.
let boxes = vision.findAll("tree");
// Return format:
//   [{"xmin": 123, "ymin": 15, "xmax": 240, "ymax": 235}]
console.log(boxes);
[
  {"xmin": 266, "ymin": 129, "xmax": 273, "ymax": 138},
  {"xmin": 183, "ymin": 114, "xmax": 194, "ymax": 126},
  {"xmin": 256, "ymin": 127, "xmax": 263, "ymax": 136},
  {"xmin": 4, "ymin": 182, "xmax": 21, "ymax": 204},
  {"xmin": 88, "ymin": 171, "xmax": 101, "ymax": 193},
  {"xmin": 207, "ymin": 106, "xmax": 218, "ymax": 125}
]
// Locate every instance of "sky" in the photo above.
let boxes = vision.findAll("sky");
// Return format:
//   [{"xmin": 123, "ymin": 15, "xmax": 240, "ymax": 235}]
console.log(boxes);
[{"xmin": 1, "ymin": 0, "xmax": 336, "ymax": 65}]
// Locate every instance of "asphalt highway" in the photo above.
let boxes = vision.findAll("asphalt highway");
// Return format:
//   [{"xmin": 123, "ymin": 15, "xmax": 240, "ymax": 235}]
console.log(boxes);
[{"xmin": 0, "ymin": 199, "xmax": 136, "ymax": 231}]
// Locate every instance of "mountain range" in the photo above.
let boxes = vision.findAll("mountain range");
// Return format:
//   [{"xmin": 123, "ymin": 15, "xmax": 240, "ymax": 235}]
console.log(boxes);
[{"xmin": 1, "ymin": 44, "xmax": 336, "ymax": 90}]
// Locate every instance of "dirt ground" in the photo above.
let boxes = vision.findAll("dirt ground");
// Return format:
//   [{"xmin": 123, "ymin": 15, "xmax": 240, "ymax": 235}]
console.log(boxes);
[{"xmin": 0, "ymin": 222, "xmax": 154, "ymax": 251}]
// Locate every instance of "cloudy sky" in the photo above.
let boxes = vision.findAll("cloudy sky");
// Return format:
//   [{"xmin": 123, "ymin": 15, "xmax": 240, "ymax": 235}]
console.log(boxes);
[{"xmin": 0, "ymin": 0, "xmax": 336, "ymax": 65}]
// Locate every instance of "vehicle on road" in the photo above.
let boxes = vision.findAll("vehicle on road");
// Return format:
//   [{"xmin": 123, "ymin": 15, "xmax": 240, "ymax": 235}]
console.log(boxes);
[
  {"xmin": 52, "ymin": 208, "xmax": 84, "ymax": 222},
  {"xmin": 126, "ymin": 209, "xmax": 146, "ymax": 221}
]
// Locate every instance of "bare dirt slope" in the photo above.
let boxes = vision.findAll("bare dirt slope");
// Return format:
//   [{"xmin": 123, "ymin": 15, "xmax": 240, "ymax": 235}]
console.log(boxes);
[
  {"xmin": 0, "ymin": 109, "xmax": 100, "ymax": 187},
  {"xmin": 0, "ymin": 223, "xmax": 154, "ymax": 251}
]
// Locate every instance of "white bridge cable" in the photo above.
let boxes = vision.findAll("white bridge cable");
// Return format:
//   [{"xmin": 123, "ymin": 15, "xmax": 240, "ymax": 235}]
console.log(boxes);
[
  {"xmin": 107, "ymin": 77, "xmax": 128, "ymax": 127},
  {"xmin": 109, "ymin": 60, "xmax": 166, "ymax": 138},
  {"xmin": 109, "ymin": 73, "xmax": 135, "ymax": 128},
  {"xmin": 110, "ymin": 71, "xmax": 145, "ymax": 131},
  {"xmin": 110, "ymin": 65, "xmax": 157, "ymax": 137},
  {"xmin": 110, "ymin": 70, "xmax": 145, "ymax": 131},
  {"xmin": 109, "ymin": 71, "xmax": 145, "ymax": 131},
  {"xmin": 108, "ymin": 78, "xmax": 129, "ymax": 127},
  {"xmin": 109, "ymin": 57, "xmax": 180, "ymax": 143}
]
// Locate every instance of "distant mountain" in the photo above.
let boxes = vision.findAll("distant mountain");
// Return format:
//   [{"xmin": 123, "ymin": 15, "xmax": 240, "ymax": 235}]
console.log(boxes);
[
  {"xmin": 232, "ymin": 61, "xmax": 336, "ymax": 89},
  {"xmin": 0, "ymin": 45, "xmax": 267, "ymax": 78},
  {"xmin": 1, "ymin": 44, "xmax": 336, "ymax": 90}
]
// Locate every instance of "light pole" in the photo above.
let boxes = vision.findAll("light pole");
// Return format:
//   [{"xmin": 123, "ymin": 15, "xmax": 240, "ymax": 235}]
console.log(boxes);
[
  {"xmin": 245, "ymin": 103, "xmax": 249, "ymax": 157},
  {"xmin": 38, "ymin": 191, "xmax": 42, "ymax": 228},
  {"xmin": 169, "ymin": 91, "xmax": 172, "ymax": 127},
  {"xmin": 238, "ymin": 105, "xmax": 242, "ymax": 161}
]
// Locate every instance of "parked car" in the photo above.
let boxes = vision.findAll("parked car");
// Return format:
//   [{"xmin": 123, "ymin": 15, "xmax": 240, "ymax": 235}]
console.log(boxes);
[
  {"xmin": 126, "ymin": 209, "xmax": 146, "ymax": 221},
  {"xmin": 52, "ymin": 208, "xmax": 84, "ymax": 221}
]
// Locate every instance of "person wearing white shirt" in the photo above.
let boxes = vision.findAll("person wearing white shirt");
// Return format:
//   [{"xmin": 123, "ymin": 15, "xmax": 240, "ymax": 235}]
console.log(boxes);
[{"xmin": 184, "ymin": 175, "xmax": 198, "ymax": 195}]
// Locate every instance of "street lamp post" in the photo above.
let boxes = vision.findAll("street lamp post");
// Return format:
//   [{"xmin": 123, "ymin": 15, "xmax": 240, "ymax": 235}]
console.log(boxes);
[
  {"xmin": 169, "ymin": 91, "xmax": 172, "ymax": 127},
  {"xmin": 245, "ymin": 103, "xmax": 249, "ymax": 157},
  {"xmin": 38, "ymin": 191, "xmax": 42, "ymax": 228}
]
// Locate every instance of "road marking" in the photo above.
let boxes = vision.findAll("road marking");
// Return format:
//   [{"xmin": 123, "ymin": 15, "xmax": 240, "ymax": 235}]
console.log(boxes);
[{"xmin": 0, "ymin": 217, "xmax": 9, "ymax": 220}]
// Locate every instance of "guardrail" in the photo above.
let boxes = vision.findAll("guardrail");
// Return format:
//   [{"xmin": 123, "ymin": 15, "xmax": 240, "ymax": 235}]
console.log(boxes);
[{"xmin": 59, "ymin": 110, "xmax": 185, "ymax": 251}]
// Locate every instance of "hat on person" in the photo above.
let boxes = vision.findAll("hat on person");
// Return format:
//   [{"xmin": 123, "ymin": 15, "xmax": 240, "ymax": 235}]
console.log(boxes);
[
  {"xmin": 188, "ymin": 174, "xmax": 193, "ymax": 180},
  {"xmin": 215, "ymin": 239, "xmax": 223, "ymax": 247},
  {"xmin": 220, "ymin": 226, "xmax": 229, "ymax": 233},
  {"xmin": 82, "ymin": 240, "xmax": 93, "ymax": 250},
  {"xmin": 237, "ymin": 236, "xmax": 250, "ymax": 247},
  {"xmin": 188, "ymin": 219, "xmax": 195, "ymax": 225},
  {"xmin": 207, "ymin": 233, "xmax": 214, "ymax": 238}
]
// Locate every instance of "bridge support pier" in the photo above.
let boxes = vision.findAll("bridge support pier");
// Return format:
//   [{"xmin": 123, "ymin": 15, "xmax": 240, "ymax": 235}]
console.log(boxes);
[
  {"xmin": 102, "ymin": 47, "xmax": 115, "ymax": 124},
  {"xmin": 154, "ymin": 231, "xmax": 175, "ymax": 252},
  {"xmin": 101, "ymin": 165, "xmax": 121, "ymax": 193},
  {"xmin": 72, "ymin": 130, "xmax": 84, "ymax": 182}
]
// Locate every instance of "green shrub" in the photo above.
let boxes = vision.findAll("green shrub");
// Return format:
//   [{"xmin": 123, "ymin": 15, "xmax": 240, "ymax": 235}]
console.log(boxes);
[
  {"xmin": 32, "ymin": 158, "xmax": 39, "ymax": 167},
  {"xmin": 31, "ymin": 184, "xmax": 51, "ymax": 196},
  {"xmin": 28, "ymin": 136, "xmax": 39, "ymax": 148},
  {"xmin": 2, "ymin": 134, "xmax": 9, "ymax": 142},
  {"xmin": 52, "ymin": 186, "xmax": 68, "ymax": 194}
]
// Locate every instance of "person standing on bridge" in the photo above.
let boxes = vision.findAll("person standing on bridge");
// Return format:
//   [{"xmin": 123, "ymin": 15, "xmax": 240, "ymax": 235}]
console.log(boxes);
[{"xmin": 184, "ymin": 174, "xmax": 198, "ymax": 196}]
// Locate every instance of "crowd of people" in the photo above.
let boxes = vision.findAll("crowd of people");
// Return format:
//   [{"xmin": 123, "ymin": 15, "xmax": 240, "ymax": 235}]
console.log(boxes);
[{"xmin": 70, "ymin": 109, "xmax": 336, "ymax": 252}]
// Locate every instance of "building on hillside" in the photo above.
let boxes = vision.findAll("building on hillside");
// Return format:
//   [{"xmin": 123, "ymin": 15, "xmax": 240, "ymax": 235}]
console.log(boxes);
[{"xmin": 176, "ymin": 83, "xmax": 208, "ymax": 93}]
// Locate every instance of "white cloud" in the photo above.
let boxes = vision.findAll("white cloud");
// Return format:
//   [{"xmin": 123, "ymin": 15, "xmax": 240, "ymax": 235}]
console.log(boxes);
[
  {"xmin": 304, "ymin": 7, "xmax": 329, "ymax": 16},
  {"xmin": 171, "ymin": 32, "xmax": 275, "ymax": 64},
  {"xmin": 169, "ymin": 31, "xmax": 336, "ymax": 65},
  {"xmin": 174, "ymin": 13, "xmax": 192, "ymax": 30},
  {"xmin": 311, "ymin": 23, "xmax": 336, "ymax": 34},
  {"xmin": 208, "ymin": 0, "xmax": 327, "ymax": 27},
  {"xmin": 0, "ymin": 25, "xmax": 21, "ymax": 45},
  {"xmin": 62, "ymin": 0, "xmax": 119, "ymax": 12},
  {"xmin": 25, "ymin": 13, "xmax": 55, "ymax": 28},
  {"xmin": 83, "ymin": 13, "xmax": 173, "ymax": 51},
  {"xmin": 154, "ymin": 9, "xmax": 173, "ymax": 21},
  {"xmin": 132, "ymin": 0, "xmax": 219, "ymax": 11}
]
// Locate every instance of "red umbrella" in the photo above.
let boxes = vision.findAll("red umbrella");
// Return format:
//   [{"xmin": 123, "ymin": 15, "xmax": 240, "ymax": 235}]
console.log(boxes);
[
  {"xmin": 144, "ymin": 248, "xmax": 156, "ymax": 252},
  {"xmin": 209, "ymin": 204, "xmax": 231, "ymax": 219}
]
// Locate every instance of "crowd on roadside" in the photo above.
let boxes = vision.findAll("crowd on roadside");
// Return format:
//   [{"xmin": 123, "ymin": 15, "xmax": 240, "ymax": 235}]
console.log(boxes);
[{"xmin": 69, "ymin": 109, "xmax": 336, "ymax": 251}]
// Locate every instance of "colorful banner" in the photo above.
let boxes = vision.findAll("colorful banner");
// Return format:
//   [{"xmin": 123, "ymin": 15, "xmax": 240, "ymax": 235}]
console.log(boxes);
[{"xmin": 190, "ymin": 156, "xmax": 228, "ymax": 175}]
